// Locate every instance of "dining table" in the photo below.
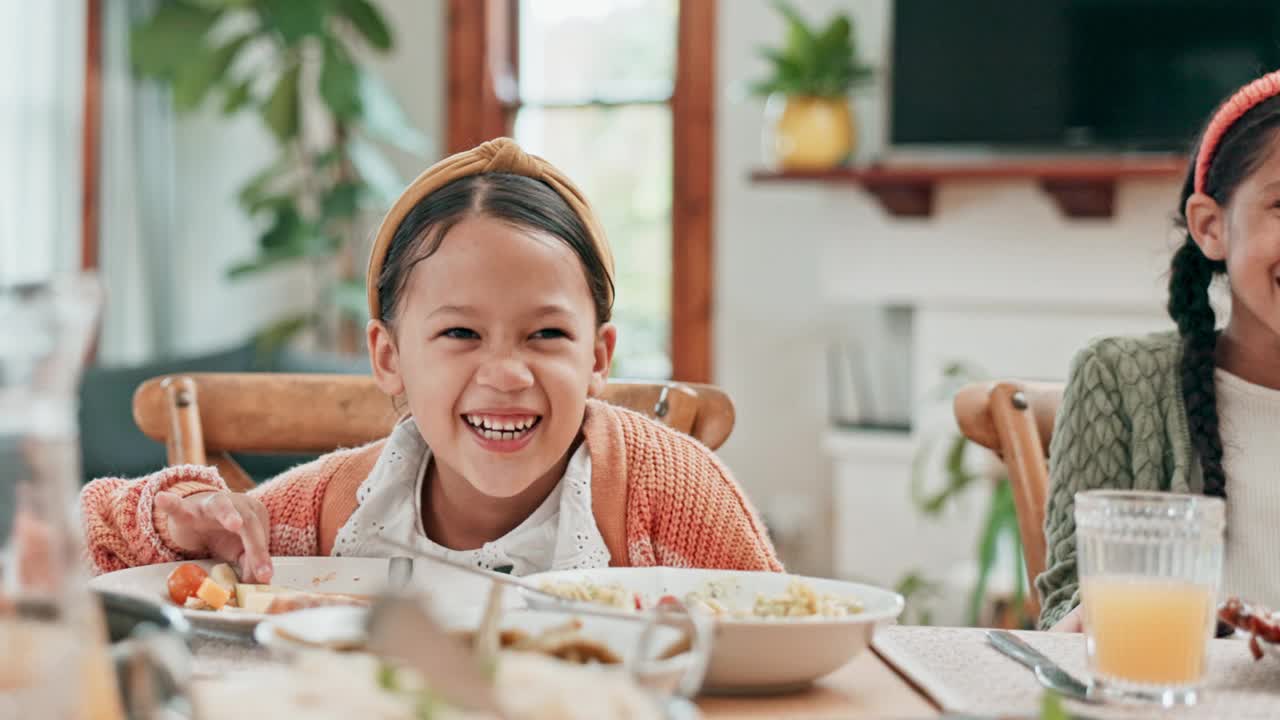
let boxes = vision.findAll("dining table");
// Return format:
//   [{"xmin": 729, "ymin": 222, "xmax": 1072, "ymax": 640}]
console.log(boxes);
[
  {"xmin": 187, "ymin": 621, "xmax": 1280, "ymax": 719},
  {"xmin": 180, "ymin": 599, "xmax": 1280, "ymax": 717}
]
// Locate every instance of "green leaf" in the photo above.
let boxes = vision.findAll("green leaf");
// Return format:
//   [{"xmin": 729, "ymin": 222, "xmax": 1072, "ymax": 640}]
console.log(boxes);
[
  {"xmin": 184, "ymin": 0, "xmax": 254, "ymax": 8},
  {"xmin": 1040, "ymin": 691, "xmax": 1070, "ymax": 720},
  {"xmin": 172, "ymin": 34, "xmax": 250, "ymax": 111},
  {"xmin": 356, "ymin": 70, "xmax": 427, "ymax": 154},
  {"xmin": 262, "ymin": 64, "xmax": 301, "ymax": 141},
  {"xmin": 245, "ymin": 193, "xmax": 295, "ymax": 216},
  {"xmin": 336, "ymin": 0, "xmax": 392, "ymax": 50},
  {"xmin": 969, "ymin": 482, "xmax": 1007, "ymax": 625},
  {"xmin": 260, "ymin": 206, "xmax": 304, "ymax": 250},
  {"xmin": 237, "ymin": 159, "xmax": 289, "ymax": 211},
  {"xmin": 254, "ymin": 313, "xmax": 312, "ymax": 362},
  {"xmin": 222, "ymin": 78, "xmax": 255, "ymax": 114},
  {"xmin": 377, "ymin": 661, "xmax": 399, "ymax": 691},
  {"xmin": 321, "ymin": 180, "xmax": 364, "ymax": 220},
  {"xmin": 261, "ymin": 0, "xmax": 333, "ymax": 44},
  {"xmin": 130, "ymin": 2, "xmax": 221, "ymax": 79},
  {"xmin": 320, "ymin": 38, "xmax": 361, "ymax": 119},
  {"xmin": 349, "ymin": 135, "xmax": 405, "ymax": 206},
  {"xmin": 227, "ymin": 250, "xmax": 296, "ymax": 278}
]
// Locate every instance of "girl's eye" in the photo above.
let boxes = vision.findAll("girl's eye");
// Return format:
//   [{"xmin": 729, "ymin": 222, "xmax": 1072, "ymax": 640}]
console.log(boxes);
[
  {"xmin": 531, "ymin": 328, "xmax": 568, "ymax": 340},
  {"xmin": 441, "ymin": 327, "xmax": 479, "ymax": 340}
]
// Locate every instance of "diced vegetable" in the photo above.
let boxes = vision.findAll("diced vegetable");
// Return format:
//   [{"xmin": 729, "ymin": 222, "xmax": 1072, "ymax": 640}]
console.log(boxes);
[
  {"xmin": 195, "ymin": 577, "xmax": 231, "ymax": 610},
  {"xmin": 166, "ymin": 563, "xmax": 209, "ymax": 605},
  {"xmin": 239, "ymin": 591, "xmax": 276, "ymax": 614},
  {"xmin": 236, "ymin": 583, "xmax": 291, "ymax": 613},
  {"xmin": 209, "ymin": 563, "xmax": 239, "ymax": 595}
]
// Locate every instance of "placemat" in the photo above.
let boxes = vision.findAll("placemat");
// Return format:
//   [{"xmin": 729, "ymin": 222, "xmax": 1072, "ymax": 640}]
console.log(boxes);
[{"xmin": 874, "ymin": 625, "xmax": 1280, "ymax": 719}]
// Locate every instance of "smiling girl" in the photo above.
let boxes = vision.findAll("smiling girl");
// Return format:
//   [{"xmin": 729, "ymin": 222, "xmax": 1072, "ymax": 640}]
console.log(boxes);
[
  {"xmin": 81, "ymin": 139, "xmax": 781, "ymax": 581},
  {"xmin": 1041, "ymin": 70, "xmax": 1280, "ymax": 630}
]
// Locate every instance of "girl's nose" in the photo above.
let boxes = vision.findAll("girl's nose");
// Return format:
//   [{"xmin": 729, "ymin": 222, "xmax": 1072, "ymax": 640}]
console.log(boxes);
[{"xmin": 475, "ymin": 354, "xmax": 534, "ymax": 393}]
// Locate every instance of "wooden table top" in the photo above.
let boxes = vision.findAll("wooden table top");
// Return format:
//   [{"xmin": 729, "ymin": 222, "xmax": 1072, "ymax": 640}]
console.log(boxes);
[{"xmin": 698, "ymin": 648, "xmax": 939, "ymax": 719}]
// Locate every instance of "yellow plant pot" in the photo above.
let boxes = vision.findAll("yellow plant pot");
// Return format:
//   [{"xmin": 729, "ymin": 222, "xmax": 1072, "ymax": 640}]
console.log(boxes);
[{"xmin": 765, "ymin": 94, "xmax": 855, "ymax": 171}]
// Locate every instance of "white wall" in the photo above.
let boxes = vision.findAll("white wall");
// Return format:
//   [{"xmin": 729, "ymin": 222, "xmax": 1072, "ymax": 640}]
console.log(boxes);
[{"xmin": 713, "ymin": 0, "xmax": 1182, "ymax": 577}]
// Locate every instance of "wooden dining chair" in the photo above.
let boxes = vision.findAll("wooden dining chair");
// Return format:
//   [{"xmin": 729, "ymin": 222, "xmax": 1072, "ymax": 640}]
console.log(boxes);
[
  {"xmin": 132, "ymin": 373, "xmax": 736, "ymax": 492},
  {"xmin": 953, "ymin": 380, "xmax": 1064, "ymax": 618}
]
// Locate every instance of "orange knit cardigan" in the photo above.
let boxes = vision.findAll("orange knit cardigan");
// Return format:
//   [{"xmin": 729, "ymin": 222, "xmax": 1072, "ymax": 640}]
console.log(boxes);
[{"xmin": 81, "ymin": 400, "xmax": 783, "ymax": 575}]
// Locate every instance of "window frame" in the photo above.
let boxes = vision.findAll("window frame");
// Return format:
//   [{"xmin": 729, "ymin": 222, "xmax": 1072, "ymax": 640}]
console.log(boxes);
[{"xmin": 445, "ymin": 0, "xmax": 716, "ymax": 382}]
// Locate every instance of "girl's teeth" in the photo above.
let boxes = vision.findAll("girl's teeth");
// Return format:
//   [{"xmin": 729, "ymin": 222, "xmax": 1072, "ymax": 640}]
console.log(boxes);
[{"xmin": 468, "ymin": 415, "xmax": 538, "ymax": 441}]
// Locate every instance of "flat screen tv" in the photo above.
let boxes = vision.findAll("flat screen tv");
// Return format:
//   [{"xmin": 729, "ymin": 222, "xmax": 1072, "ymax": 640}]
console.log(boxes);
[{"xmin": 890, "ymin": 0, "xmax": 1280, "ymax": 153}]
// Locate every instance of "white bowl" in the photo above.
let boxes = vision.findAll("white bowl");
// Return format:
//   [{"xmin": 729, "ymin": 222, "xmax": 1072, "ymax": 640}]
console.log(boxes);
[{"xmin": 521, "ymin": 567, "xmax": 904, "ymax": 694}]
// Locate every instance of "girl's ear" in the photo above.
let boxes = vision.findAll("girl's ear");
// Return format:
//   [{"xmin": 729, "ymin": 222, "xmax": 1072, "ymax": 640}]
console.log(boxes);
[
  {"xmin": 1185, "ymin": 192, "xmax": 1228, "ymax": 261},
  {"xmin": 587, "ymin": 323, "xmax": 618, "ymax": 398},
  {"xmin": 367, "ymin": 319, "xmax": 405, "ymax": 397}
]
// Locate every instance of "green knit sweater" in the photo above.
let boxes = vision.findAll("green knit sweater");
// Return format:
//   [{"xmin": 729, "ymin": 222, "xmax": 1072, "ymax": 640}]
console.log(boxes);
[{"xmin": 1037, "ymin": 330, "xmax": 1201, "ymax": 629}]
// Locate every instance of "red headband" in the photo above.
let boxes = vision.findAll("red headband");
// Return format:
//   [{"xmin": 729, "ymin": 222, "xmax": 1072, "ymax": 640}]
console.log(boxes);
[{"xmin": 1195, "ymin": 69, "xmax": 1280, "ymax": 194}]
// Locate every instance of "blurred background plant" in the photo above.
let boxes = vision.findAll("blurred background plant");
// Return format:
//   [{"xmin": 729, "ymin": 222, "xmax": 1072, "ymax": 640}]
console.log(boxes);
[
  {"xmin": 130, "ymin": 0, "xmax": 425, "ymax": 356},
  {"xmin": 900, "ymin": 362, "xmax": 1033, "ymax": 629}
]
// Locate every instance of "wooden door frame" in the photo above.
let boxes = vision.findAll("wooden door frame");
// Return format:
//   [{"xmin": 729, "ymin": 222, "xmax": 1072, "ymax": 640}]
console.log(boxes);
[
  {"xmin": 444, "ymin": 0, "xmax": 716, "ymax": 382},
  {"xmin": 82, "ymin": 0, "xmax": 102, "ymax": 271}
]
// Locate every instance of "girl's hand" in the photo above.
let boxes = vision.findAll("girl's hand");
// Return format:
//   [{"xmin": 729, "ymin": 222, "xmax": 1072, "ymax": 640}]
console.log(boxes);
[
  {"xmin": 155, "ymin": 490, "xmax": 273, "ymax": 583},
  {"xmin": 1049, "ymin": 606, "xmax": 1083, "ymax": 633}
]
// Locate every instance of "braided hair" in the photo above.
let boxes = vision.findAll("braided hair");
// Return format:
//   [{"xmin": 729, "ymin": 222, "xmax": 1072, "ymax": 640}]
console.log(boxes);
[{"xmin": 1169, "ymin": 94, "xmax": 1280, "ymax": 499}]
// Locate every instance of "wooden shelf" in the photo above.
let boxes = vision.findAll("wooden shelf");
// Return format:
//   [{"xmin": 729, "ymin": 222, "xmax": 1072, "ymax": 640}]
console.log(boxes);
[{"xmin": 750, "ymin": 156, "xmax": 1187, "ymax": 219}]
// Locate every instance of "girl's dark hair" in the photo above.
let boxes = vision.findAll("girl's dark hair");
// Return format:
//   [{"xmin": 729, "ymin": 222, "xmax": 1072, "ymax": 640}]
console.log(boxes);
[
  {"xmin": 376, "ymin": 172, "xmax": 614, "ymax": 326},
  {"xmin": 1169, "ymin": 94, "xmax": 1280, "ymax": 499}
]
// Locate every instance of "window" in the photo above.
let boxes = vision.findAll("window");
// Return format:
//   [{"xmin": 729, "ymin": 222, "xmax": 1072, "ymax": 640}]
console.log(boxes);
[
  {"xmin": 447, "ymin": 0, "xmax": 714, "ymax": 381},
  {"xmin": 513, "ymin": 0, "xmax": 677, "ymax": 378}
]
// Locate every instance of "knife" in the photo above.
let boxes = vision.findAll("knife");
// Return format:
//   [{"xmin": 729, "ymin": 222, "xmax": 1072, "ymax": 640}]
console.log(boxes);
[{"xmin": 986, "ymin": 630, "xmax": 1099, "ymax": 704}]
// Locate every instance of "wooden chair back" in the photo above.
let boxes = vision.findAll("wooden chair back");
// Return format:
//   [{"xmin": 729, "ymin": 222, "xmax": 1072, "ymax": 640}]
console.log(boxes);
[
  {"xmin": 953, "ymin": 380, "xmax": 1064, "ymax": 618},
  {"xmin": 133, "ymin": 373, "xmax": 736, "ymax": 492}
]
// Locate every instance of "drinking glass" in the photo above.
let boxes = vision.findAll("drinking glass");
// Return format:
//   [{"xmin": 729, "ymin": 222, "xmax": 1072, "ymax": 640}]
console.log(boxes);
[{"xmin": 1076, "ymin": 490, "xmax": 1224, "ymax": 707}]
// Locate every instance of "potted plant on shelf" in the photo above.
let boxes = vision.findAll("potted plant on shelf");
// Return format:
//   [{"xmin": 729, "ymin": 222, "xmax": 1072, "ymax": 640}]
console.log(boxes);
[{"xmin": 751, "ymin": 1, "xmax": 874, "ymax": 171}]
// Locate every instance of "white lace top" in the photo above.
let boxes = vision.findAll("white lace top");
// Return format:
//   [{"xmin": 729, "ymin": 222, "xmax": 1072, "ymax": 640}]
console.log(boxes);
[
  {"xmin": 1216, "ymin": 369, "xmax": 1280, "ymax": 608},
  {"xmin": 331, "ymin": 418, "xmax": 611, "ymax": 576}
]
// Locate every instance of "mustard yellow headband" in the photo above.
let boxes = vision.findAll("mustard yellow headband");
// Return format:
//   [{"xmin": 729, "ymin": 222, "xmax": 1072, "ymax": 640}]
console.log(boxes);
[{"xmin": 365, "ymin": 137, "xmax": 615, "ymax": 320}]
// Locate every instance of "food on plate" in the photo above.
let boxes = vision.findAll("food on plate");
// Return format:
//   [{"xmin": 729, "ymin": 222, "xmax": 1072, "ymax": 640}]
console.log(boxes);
[
  {"xmin": 1218, "ymin": 597, "xmax": 1278, "ymax": 659},
  {"xmin": 539, "ymin": 576, "xmax": 864, "ymax": 619},
  {"xmin": 166, "ymin": 563, "xmax": 208, "ymax": 605},
  {"xmin": 692, "ymin": 579, "xmax": 863, "ymax": 619},
  {"xmin": 195, "ymin": 577, "xmax": 232, "ymax": 610},
  {"xmin": 164, "ymin": 562, "xmax": 370, "ymax": 614},
  {"xmin": 451, "ymin": 619, "xmax": 621, "ymax": 665},
  {"xmin": 193, "ymin": 646, "xmax": 662, "ymax": 720}
]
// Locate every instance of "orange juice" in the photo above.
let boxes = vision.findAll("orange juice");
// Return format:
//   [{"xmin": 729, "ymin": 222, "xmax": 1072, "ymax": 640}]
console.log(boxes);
[{"xmin": 1081, "ymin": 576, "xmax": 1213, "ymax": 686}]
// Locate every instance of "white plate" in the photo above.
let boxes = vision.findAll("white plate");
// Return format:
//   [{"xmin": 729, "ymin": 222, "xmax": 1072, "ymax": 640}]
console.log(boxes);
[
  {"xmin": 255, "ymin": 606, "xmax": 698, "ymax": 695},
  {"xmin": 521, "ymin": 567, "xmax": 904, "ymax": 693},
  {"xmin": 88, "ymin": 556, "xmax": 517, "ymax": 630}
]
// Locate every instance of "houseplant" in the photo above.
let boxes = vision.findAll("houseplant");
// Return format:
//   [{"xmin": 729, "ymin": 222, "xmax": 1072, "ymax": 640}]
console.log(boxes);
[
  {"xmin": 905, "ymin": 362, "xmax": 1033, "ymax": 629},
  {"xmin": 751, "ymin": 1, "xmax": 874, "ymax": 170},
  {"xmin": 129, "ymin": 0, "xmax": 425, "ymax": 355}
]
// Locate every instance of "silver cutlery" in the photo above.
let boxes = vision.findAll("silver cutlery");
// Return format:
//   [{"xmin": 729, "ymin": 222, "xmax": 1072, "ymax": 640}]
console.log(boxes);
[{"xmin": 986, "ymin": 630, "xmax": 1099, "ymax": 704}]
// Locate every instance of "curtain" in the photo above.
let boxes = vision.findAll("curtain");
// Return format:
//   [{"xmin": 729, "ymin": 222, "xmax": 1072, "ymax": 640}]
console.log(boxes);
[
  {"xmin": 96, "ymin": 0, "xmax": 179, "ymax": 366},
  {"xmin": 0, "ymin": 1, "xmax": 86, "ymax": 286}
]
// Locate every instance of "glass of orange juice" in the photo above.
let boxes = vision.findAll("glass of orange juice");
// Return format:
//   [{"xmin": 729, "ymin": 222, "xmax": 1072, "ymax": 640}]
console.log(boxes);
[{"xmin": 1076, "ymin": 490, "xmax": 1224, "ymax": 707}]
